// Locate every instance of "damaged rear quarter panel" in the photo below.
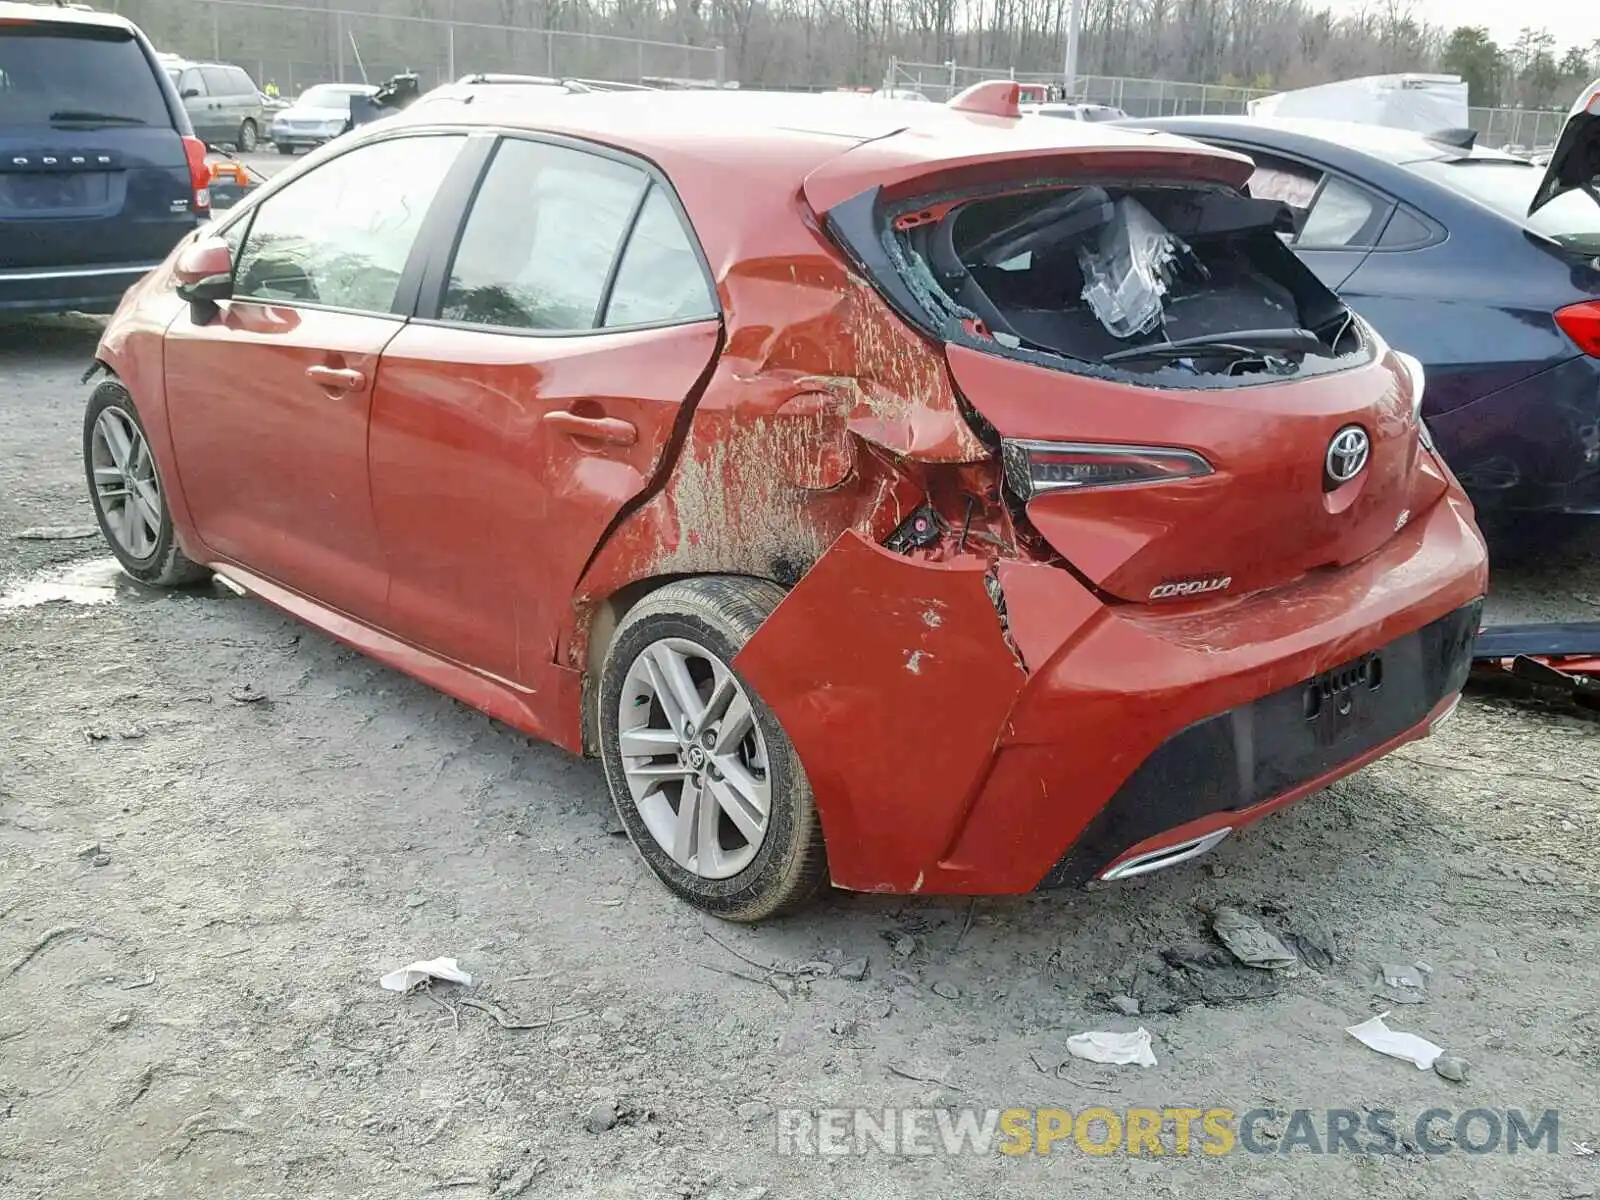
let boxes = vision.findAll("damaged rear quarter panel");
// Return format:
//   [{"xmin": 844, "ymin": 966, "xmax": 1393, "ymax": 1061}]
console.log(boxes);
[
  {"xmin": 572, "ymin": 206, "xmax": 989, "ymax": 650},
  {"xmin": 730, "ymin": 531, "xmax": 1027, "ymax": 892}
]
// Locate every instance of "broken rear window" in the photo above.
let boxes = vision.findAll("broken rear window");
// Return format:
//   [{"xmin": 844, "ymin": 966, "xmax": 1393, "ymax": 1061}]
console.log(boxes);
[{"xmin": 869, "ymin": 181, "xmax": 1368, "ymax": 385}]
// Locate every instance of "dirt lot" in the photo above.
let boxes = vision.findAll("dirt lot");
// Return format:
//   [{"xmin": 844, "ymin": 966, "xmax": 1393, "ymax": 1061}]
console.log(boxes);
[{"xmin": 3, "ymin": 316, "xmax": 1600, "ymax": 1199}]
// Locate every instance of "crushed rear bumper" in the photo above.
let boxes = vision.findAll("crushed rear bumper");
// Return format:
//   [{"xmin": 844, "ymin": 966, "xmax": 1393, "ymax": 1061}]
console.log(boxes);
[
  {"xmin": 1036, "ymin": 599, "xmax": 1478, "ymax": 888},
  {"xmin": 733, "ymin": 491, "xmax": 1488, "ymax": 895}
]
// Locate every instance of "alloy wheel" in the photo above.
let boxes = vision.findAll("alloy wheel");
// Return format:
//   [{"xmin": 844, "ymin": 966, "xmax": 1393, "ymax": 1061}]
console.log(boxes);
[
  {"xmin": 617, "ymin": 637, "xmax": 772, "ymax": 880},
  {"xmin": 90, "ymin": 407, "xmax": 163, "ymax": 561}
]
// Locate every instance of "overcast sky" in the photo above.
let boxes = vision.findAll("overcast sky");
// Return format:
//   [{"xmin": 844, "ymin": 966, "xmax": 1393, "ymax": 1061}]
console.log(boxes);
[{"xmin": 1327, "ymin": 0, "xmax": 1598, "ymax": 51}]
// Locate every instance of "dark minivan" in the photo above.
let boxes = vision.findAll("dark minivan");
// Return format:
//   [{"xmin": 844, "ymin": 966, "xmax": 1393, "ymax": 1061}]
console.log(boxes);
[{"xmin": 0, "ymin": 2, "xmax": 210, "ymax": 315}]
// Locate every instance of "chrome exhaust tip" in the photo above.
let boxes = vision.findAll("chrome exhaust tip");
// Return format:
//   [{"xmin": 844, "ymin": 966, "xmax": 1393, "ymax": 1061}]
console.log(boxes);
[{"xmin": 1098, "ymin": 826, "xmax": 1233, "ymax": 882}]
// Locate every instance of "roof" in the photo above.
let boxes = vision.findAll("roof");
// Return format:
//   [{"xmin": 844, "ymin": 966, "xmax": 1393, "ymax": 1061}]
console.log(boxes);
[
  {"xmin": 376, "ymin": 88, "xmax": 1250, "ymax": 275},
  {"xmin": 1134, "ymin": 115, "xmax": 1511, "ymax": 165},
  {"xmin": 0, "ymin": 1, "xmax": 136, "ymax": 30},
  {"xmin": 395, "ymin": 87, "xmax": 1228, "ymax": 175}
]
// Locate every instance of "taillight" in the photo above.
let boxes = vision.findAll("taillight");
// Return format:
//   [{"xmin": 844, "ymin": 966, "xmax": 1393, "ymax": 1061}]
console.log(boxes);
[
  {"xmin": 1392, "ymin": 350, "xmax": 1426, "ymax": 421},
  {"xmin": 1000, "ymin": 438, "xmax": 1213, "ymax": 500},
  {"xmin": 181, "ymin": 136, "xmax": 211, "ymax": 216},
  {"xmin": 1555, "ymin": 301, "xmax": 1600, "ymax": 357}
]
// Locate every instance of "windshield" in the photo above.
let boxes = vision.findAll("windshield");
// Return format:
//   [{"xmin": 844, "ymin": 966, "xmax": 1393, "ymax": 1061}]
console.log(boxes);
[
  {"xmin": 296, "ymin": 85, "xmax": 359, "ymax": 111},
  {"xmin": 1408, "ymin": 157, "xmax": 1600, "ymax": 251},
  {"xmin": 0, "ymin": 26, "xmax": 171, "ymax": 128}
]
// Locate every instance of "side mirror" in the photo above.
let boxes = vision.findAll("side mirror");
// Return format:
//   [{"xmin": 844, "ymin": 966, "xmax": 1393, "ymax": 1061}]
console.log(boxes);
[
  {"xmin": 174, "ymin": 236, "xmax": 234, "ymax": 320},
  {"xmin": 181, "ymin": 87, "xmax": 201, "ymax": 99}
]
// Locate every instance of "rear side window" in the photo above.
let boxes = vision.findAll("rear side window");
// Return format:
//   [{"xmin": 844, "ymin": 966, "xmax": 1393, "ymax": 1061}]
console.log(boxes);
[
  {"xmin": 0, "ymin": 25, "xmax": 172, "ymax": 128},
  {"xmin": 603, "ymin": 186, "xmax": 716, "ymax": 327},
  {"xmin": 201, "ymin": 67, "xmax": 233, "ymax": 96},
  {"xmin": 442, "ymin": 139, "xmax": 647, "ymax": 331},
  {"xmin": 1376, "ymin": 206, "xmax": 1433, "ymax": 249},
  {"xmin": 227, "ymin": 67, "xmax": 256, "ymax": 95},
  {"xmin": 1407, "ymin": 157, "xmax": 1600, "ymax": 252},
  {"xmin": 233, "ymin": 135, "xmax": 465, "ymax": 312}
]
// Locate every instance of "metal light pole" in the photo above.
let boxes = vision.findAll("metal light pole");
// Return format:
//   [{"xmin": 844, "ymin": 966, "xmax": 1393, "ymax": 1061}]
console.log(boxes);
[{"xmin": 1062, "ymin": 0, "xmax": 1084, "ymax": 98}]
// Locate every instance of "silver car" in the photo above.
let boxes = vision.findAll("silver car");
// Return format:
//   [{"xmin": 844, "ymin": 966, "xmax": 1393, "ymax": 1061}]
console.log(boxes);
[{"xmin": 268, "ymin": 83, "xmax": 377, "ymax": 154}]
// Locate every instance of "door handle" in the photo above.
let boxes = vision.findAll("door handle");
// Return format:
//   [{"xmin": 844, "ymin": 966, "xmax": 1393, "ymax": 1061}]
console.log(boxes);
[
  {"xmin": 305, "ymin": 365, "xmax": 365, "ymax": 391},
  {"xmin": 543, "ymin": 410, "xmax": 637, "ymax": 447}
]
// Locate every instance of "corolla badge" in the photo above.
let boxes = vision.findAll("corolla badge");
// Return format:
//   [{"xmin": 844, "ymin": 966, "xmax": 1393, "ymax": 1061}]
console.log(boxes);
[{"xmin": 1325, "ymin": 425, "xmax": 1371, "ymax": 486}]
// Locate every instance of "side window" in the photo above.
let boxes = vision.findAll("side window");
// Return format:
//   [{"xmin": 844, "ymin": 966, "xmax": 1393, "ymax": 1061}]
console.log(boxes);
[
  {"xmin": 200, "ymin": 67, "xmax": 232, "ymax": 96},
  {"xmin": 178, "ymin": 68, "xmax": 205, "ymax": 98},
  {"xmin": 234, "ymin": 135, "xmax": 464, "ymax": 313},
  {"xmin": 1246, "ymin": 152, "xmax": 1389, "ymax": 248},
  {"xmin": 229, "ymin": 67, "xmax": 257, "ymax": 96},
  {"xmin": 1377, "ymin": 206, "xmax": 1434, "ymax": 249},
  {"xmin": 1298, "ymin": 177, "xmax": 1388, "ymax": 247},
  {"xmin": 443, "ymin": 139, "xmax": 647, "ymax": 331},
  {"xmin": 1247, "ymin": 155, "xmax": 1321, "ymax": 212},
  {"xmin": 603, "ymin": 185, "xmax": 715, "ymax": 327}
]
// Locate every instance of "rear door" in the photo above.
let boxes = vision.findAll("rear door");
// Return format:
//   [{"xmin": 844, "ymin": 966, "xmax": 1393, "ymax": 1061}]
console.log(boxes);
[
  {"xmin": 176, "ymin": 67, "xmax": 212, "ymax": 141},
  {"xmin": 202, "ymin": 67, "xmax": 238, "ymax": 143},
  {"xmin": 227, "ymin": 66, "xmax": 263, "ymax": 141},
  {"xmin": 369, "ymin": 134, "xmax": 720, "ymax": 695},
  {"xmin": 164, "ymin": 133, "xmax": 469, "ymax": 624},
  {"xmin": 0, "ymin": 18, "xmax": 194, "ymax": 270}
]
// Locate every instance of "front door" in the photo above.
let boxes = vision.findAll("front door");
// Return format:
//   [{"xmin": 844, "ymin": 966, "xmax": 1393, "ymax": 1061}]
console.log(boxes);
[
  {"xmin": 369, "ymin": 136, "xmax": 721, "ymax": 697},
  {"xmin": 164, "ymin": 132, "xmax": 468, "ymax": 623}
]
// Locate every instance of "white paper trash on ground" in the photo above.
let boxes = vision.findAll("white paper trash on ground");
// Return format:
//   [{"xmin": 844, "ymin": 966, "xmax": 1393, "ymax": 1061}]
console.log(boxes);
[
  {"xmin": 1066, "ymin": 1027, "xmax": 1158, "ymax": 1068},
  {"xmin": 380, "ymin": 957, "xmax": 473, "ymax": 993},
  {"xmin": 1346, "ymin": 1012, "xmax": 1442, "ymax": 1069}
]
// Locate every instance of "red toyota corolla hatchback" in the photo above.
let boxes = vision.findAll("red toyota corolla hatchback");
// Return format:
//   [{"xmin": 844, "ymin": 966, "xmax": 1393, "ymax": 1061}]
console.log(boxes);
[{"xmin": 84, "ymin": 83, "xmax": 1488, "ymax": 920}]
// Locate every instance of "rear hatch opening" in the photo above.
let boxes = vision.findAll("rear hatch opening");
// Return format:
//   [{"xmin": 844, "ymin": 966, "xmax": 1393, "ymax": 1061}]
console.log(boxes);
[
  {"xmin": 818, "ymin": 152, "xmax": 1437, "ymax": 607},
  {"xmin": 881, "ymin": 180, "xmax": 1370, "ymax": 384}
]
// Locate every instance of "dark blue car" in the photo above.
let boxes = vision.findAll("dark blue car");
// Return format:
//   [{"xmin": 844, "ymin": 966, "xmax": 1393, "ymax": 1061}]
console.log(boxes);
[
  {"xmin": 1126, "ymin": 113, "xmax": 1600, "ymax": 526},
  {"xmin": 0, "ymin": 2, "xmax": 209, "ymax": 316}
]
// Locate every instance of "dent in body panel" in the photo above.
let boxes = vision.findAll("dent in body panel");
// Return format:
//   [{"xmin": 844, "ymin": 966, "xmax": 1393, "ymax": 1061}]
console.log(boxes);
[{"xmin": 570, "ymin": 222, "xmax": 992, "ymax": 668}]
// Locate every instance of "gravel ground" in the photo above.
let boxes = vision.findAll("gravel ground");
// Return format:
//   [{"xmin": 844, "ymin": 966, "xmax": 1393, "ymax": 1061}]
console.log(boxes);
[{"xmin": 2, "ymin": 316, "xmax": 1600, "ymax": 1199}]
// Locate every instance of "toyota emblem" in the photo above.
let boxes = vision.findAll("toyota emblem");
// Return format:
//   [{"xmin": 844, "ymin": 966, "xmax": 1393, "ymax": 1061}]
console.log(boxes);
[{"xmin": 1325, "ymin": 425, "xmax": 1370, "ymax": 487}]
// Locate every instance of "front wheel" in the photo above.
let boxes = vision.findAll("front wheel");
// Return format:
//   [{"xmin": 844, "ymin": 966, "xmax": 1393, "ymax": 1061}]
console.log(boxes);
[
  {"xmin": 274, "ymin": 142, "xmax": 295, "ymax": 155},
  {"xmin": 597, "ymin": 577, "xmax": 829, "ymax": 922},
  {"xmin": 237, "ymin": 118, "xmax": 258, "ymax": 152},
  {"xmin": 83, "ymin": 380, "xmax": 210, "ymax": 588}
]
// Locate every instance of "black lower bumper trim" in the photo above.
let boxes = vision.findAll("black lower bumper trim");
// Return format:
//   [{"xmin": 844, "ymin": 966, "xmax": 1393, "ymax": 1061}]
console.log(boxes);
[{"xmin": 1037, "ymin": 599, "xmax": 1482, "ymax": 889}]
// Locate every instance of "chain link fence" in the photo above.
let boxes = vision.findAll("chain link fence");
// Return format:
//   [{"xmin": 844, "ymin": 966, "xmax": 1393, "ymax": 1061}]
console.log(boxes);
[
  {"xmin": 887, "ymin": 58, "xmax": 1569, "ymax": 152},
  {"xmin": 116, "ymin": 0, "xmax": 724, "ymax": 96}
]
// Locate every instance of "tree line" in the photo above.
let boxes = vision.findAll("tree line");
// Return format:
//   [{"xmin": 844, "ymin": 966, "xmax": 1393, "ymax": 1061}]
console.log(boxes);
[{"xmin": 116, "ymin": 0, "xmax": 1594, "ymax": 106}]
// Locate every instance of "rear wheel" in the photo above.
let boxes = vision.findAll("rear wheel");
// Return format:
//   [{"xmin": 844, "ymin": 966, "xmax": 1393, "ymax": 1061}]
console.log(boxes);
[
  {"xmin": 83, "ymin": 380, "xmax": 210, "ymax": 588},
  {"xmin": 597, "ymin": 577, "xmax": 829, "ymax": 922},
  {"xmin": 275, "ymin": 142, "xmax": 295, "ymax": 155},
  {"xmin": 237, "ymin": 118, "xmax": 258, "ymax": 152}
]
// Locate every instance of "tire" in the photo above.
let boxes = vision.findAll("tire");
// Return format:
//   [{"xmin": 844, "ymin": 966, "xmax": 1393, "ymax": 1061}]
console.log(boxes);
[
  {"xmin": 83, "ymin": 379, "xmax": 210, "ymax": 588},
  {"xmin": 237, "ymin": 119, "xmax": 258, "ymax": 153},
  {"xmin": 598, "ymin": 576, "xmax": 829, "ymax": 922},
  {"xmin": 275, "ymin": 142, "xmax": 295, "ymax": 155}
]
